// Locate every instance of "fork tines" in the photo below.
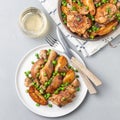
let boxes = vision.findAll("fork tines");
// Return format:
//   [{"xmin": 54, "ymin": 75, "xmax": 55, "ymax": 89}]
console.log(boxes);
[{"xmin": 46, "ymin": 34, "xmax": 58, "ymax": 47}]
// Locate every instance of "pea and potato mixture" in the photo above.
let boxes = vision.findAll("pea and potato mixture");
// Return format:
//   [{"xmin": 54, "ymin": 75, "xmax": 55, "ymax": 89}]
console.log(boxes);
[
  {"xmin": 24, "ymin": 49, "xmax": 80, "ymax": 107},
  {"xmin": 61, "ymin": 0, "xmax": 120, "ymax": 39}
]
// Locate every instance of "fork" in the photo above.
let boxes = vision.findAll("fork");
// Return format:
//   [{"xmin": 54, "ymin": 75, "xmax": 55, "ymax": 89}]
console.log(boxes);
[{"xmin": 45, "ymin": 34, "xmax": 98, "ymax": 94}]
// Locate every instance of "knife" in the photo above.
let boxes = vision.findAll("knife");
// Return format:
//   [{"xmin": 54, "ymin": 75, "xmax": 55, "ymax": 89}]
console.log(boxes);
[{"xmin": 56, "ymin": 27, "xmax": 102, "ymax": 87}]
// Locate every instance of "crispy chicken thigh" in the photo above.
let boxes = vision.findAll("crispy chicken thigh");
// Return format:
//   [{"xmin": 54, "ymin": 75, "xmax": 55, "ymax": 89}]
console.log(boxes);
[
  {"xmin": 95, "ymin": 3, "xmax": 117, "ymax": 24},
  {"xmin": 67, "ymin": 11, "xmax": 92, "ymax": 35},
  {"xmin": 50, "ymin": 79, "xmax": 80, "ymax": 107}
]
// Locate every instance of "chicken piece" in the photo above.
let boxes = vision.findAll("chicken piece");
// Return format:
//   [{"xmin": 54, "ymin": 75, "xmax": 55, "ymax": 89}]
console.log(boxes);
[
  {"xmin": 31, "ymin": 58, "xmax": 45, "ymax": 79},
  {"xmin": 39, "ymin": 50, "xmax": 57, "ymax": 84},
  {"xmin": 71, "ymin": 79, "xmax": 80, "ymax": 88},
  {"xmin": 61, "ymin": 6, "xmax": 70, "ymax": 15},
  {"xmin": 24, "ymin": 78, "xmax": 33, "ymax": 87},
  {"xmin": 50, "ymin": 84, "xmax": 76, "ymax": 107},
  {"xmin": 82, "ymin": 0, "xmax": 95, "ymax": 15},
  {"xmin": 72, "ymin": 2, "xmax": 89, "ymax": 15},
  {"xmin": 91, "ymin": 20, "xmax": 118, "ymax": 36},
  {"xmin": 55, "ymin": 56, "xmax": 68, "ymax": 72},
  {"xmin": 95, "ymin": 3, "xmax": 117, "ymax": 24},
  {"xmin": 28, "ymin": 86, "xmax": 47, "ymax": 105},
  {"xmin": 67, "ymin": 11, "xmax": 92, "ymax": 35},
  {"xmin": 46, "ymin": 75, "xmax": 63, "ymax": 94},
  {"xmin": 63, "ymin": 69, "xmax": 75, "ymax": 83},
  {"xmin": 39, "ymin": 50, "xmax": 47, "ymax": 59}
]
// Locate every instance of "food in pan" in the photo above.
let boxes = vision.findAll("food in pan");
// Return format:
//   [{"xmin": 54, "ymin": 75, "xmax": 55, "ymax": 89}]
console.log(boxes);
[
  {"xmin": 61, "ymin": 0, "xmax": 120, "ymax": 39},
  {"xmin": 24, "ymin": 49, "xmax": 80, "ymax": 107}
]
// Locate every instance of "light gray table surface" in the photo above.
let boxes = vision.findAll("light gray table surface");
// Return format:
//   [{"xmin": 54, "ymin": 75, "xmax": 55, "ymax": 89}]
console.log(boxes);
[{"xmin": 0, "ymin": 0, "xmax": 120, "ymax": 120}]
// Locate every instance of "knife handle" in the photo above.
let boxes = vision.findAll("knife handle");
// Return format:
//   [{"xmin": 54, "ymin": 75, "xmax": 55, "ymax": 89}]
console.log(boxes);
[
  {"xmin": 72, "ymin": 62, "xmax": 97, "ymax": 94},
  {"xmin": 71, "ymin": 57, "xmax": 102, "ymax": 86}
]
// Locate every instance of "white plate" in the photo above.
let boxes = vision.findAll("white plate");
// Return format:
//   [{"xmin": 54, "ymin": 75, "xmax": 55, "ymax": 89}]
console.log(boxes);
[{"xmin": 15, "ymin": 44, "xmax": 87, "ymax": 117}]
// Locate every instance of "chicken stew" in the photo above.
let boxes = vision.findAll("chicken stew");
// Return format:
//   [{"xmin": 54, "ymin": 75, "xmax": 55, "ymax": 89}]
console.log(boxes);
[{"xmin": 61, "ymin": 0, "xmax": 120, "ymax": 39}]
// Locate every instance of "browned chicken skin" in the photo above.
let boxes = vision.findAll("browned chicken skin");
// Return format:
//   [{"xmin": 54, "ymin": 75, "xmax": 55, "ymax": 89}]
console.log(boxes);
[
  {"xmin": 46, "ymin": 75, "xmax": 63, "ymax": 94},
  {"xmin": 95, "ymin": 3, "xmax": 117, "ymax": 24},
  {"xmin": 31, "ymin": 58, "xmax": 45, "ymax": 79},
  {"xmin": 67, "ymin": 11, "xmax": 92, "ymax": 35},
  {"xmin": 39, "ymin": 50, "xmax": 57, "ymax": 84},
  {"xmin": 50, "ymin": 79, "xmax": 80, "ymax": 107}
]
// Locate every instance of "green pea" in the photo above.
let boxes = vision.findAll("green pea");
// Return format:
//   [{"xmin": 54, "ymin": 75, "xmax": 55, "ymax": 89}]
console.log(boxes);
[
  {"xmin": 77, "ymin": 0, "xmax": 83, "ymax": 7},
  {"xmin": 76, "ymin": 87, "xmax": 80, "ymax": 91},
  {"xmin": 44, "ymin": 59, "xmax": 48, "ymax": 62},
  {"xmin": 112, "ymin": 26, "xmax": 116, "ymax": 30},
  {"xmin": 25, "ymin": 89, "xmax": 29, "ymax": 93},
  {"xmin": 113, "ymin": 0, "xmax": 117, "ymax": 4},
  {"xmin": 47, "ymin": 49, "xmax": 51, "ymax": 55},
  {"xmin": 62, "ymin": 0, "xmax": 67, "ymax": 6},
  {"xmin": 44, "ymin": 72, "xmax": 47, "ymax": 77},
  {"xmin": 31, "ymin": 61, "xmax": 35, "ymax": 64},
  {"xmin": 60, "ymin": 87, "xmax": 65, "ymax": 91},
  {"xmin": 54, "ymin": 90, "xmax": 59, "ymax": 94},
  {"xmin": 48, "ymin": 104, "xmax": 53, "ymax": 107},
  {"xmin": 76, "ymin": 17, "xmax": 81, "ymax": 21},
  {"xmin": 35, "ymin": 53, "xmax": 40, "ymax": 59},
  {"xmin": 61, "ymin": 97, "xmax": 67, "ymax": 101},
  {"xmin": 86, "ymin": 6, "xmax": 89, "ymax": 10},
  {"xmin": 39, "ymin": 89, "xmax": 44, "ymax": 94},
  {"xmin": 95, "ymin": 2, "xmax": 102, "ymax": 7},
  {"xmin": 76, "ymin": 75, "xmax": 79, "ymax": 78},
  {"xmin": 36, "ymin": 103, "xmax": 40, "ymax": 107},
  {"xmin": 61, "ymin": 72, "xmax": 66, "ymax": 77},
  {"xmin": 71, "ymin": 6, "xmax": 77, "ymax": 11},
  {"xmin": 63, "ymin": 20, "xmax": 67, "ymax": 24},
  {"xmin": 52, "ymin": 60, "xmax": 57, "ymax": 66},
  {"xmin": 102, "ymin": 0, "xmax": 108, "ymax": 3},
  {"xmin": 36, "ymin": 73, "xmax": 40, "ymax": 78}
]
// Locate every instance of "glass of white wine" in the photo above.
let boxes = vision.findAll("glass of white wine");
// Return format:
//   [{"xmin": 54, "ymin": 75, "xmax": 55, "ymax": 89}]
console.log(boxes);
[{"xmin": 19, "ymin": 7, "xmax": 49, "ymax": 38}]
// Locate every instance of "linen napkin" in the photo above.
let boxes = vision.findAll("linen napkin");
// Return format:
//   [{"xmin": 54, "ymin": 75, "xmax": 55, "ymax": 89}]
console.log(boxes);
[{"xmin": 39, "ymin": 0, "xmax": 120, "ymax": 57}]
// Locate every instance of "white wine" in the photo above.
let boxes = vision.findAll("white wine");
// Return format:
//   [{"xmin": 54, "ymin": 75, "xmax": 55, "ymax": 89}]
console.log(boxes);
[{"xmin": 19, "ymin": 7, "xmax": 49, "ymax": 38}]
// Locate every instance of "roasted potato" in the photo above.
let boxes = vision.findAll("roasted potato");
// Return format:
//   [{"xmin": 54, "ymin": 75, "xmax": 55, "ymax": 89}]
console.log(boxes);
[
  {"xmin": 63, "ymin": 69, "xmax": 75, "ymax": 83},
  {"xmin": 28, "ymin": 86, "xmax": 48, "ymax": 105},
  {"xmin": 55, "ymin": 56, "xmax": 68, "ymax": 72},
  {"xmin": 91, "ymin": 20, "xmax": 118, "ymax": 36}
]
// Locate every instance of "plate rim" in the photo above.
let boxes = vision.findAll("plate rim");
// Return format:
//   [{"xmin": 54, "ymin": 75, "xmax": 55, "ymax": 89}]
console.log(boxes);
[{"xmin": 15, "ymin": 44, "xmax": 87, "ymax": 117}]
